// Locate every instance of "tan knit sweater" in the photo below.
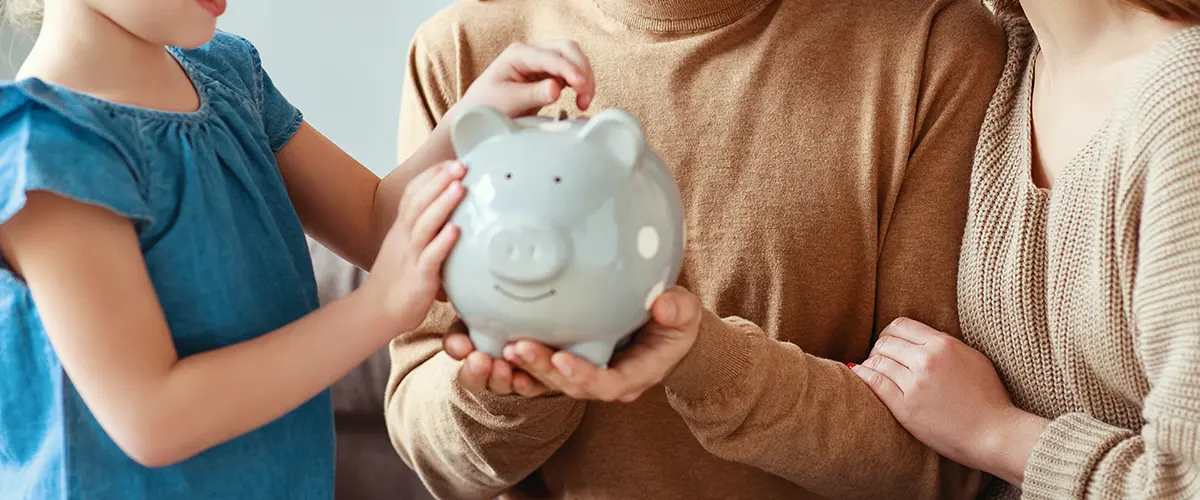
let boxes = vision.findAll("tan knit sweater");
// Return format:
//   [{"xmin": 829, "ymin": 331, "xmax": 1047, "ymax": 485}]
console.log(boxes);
[
  {"xmin": 384, "ymin": 1, "xmax": 1006, "ymax": 498},
  {"xmin": 960, "ymin": 16, "xmax": 1200, "ymax": 500}
]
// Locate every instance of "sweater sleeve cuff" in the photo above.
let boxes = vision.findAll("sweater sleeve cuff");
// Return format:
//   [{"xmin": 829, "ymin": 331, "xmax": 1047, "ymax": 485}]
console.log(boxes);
[
  {"xmin": 452, "ymin": 375, "xmax": 575, "ymax": 417},
  {"xmin": 1022, "ymin": 412, "xmax": 1134, "ymax": 499},
  {"xmin": 443, "ymin": 369, "xmax": 583, "ymax": 443},
  {"xmin": 662, "ymin": 309, "xmax": 752, "ymax": 401}
]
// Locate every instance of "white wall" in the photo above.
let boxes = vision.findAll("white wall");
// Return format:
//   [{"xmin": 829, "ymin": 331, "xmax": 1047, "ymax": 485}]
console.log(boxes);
[
  {"xmin": 0, "ymin": 18, "xmax": 35, "ymax": 80},
  {"xmin": 1, "ymin": 0, "xmax": 455, "ymax": 174},
  {"xmin": 217, "ymin": 1, "xmax": 455, "ymax": 173}
]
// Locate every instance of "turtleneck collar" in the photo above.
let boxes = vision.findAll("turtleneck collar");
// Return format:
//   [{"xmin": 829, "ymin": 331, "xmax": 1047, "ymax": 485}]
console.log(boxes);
[{"xmin": 591, "ymin": 0, "xmax": 770, "ymax": 33}]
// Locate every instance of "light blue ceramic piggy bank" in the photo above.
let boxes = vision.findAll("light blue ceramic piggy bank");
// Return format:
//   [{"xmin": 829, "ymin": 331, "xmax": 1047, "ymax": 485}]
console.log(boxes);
[{"xmin": 442, "ymin": 105, "xmax": 686, "ymax": 367}]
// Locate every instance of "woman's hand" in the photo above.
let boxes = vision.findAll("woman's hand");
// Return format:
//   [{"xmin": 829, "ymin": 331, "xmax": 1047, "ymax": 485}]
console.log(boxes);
[
  {"xmin": 452, "ymin": 39, "xmax": 596, "ymax": 119},
  {"xmin": 502, "ymin": 287, "xmax": 702, "ymax": 403},
  {"xmin": 363, "ymin": 161, "xmax": 466, "ymax": 334},
  {"xmin": 851, "ymin": 318, "xmax": 1049, "ymax": 485}
]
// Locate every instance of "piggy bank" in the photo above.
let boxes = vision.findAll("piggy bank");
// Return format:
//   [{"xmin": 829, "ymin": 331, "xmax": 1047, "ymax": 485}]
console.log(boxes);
[{"xmin": 442, "ymin": 105, "xmax": 686, "ymax": 367}]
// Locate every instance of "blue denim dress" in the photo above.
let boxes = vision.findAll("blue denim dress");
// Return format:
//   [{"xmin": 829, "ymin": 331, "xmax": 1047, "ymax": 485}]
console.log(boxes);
[{"xmin": 0, "ymin": 32, "xmax": 334, "ymax": 499}]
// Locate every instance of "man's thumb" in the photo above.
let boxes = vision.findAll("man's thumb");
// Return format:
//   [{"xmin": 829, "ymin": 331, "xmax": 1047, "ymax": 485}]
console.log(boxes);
[{"xmin": 651, "ymin": 287, "xmax": 700, "ymax": 328}]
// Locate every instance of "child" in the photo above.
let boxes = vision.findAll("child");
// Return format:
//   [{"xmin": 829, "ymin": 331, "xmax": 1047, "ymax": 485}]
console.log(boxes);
[{"xmin": 0, "ymin": 0, "xmax": 595, "ymax": 498}]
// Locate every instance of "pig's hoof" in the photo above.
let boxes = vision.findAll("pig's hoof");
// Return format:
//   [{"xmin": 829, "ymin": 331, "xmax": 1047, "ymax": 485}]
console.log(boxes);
[
  {"xmin": 468, "ymin": 331, "xmax": 506, "ymax": 358},
  {"xmin": 567, "ymin": 341, "xmax": 616, "ymax": 368}
]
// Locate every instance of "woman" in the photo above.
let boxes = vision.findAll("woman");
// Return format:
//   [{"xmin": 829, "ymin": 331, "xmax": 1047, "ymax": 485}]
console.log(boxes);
[{"xmin": 853, "ymin": 0, "xmax": 1200, "ymax": 498}]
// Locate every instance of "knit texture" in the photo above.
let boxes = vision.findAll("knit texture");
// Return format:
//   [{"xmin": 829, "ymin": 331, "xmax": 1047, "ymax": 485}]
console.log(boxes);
[
  {"xmin": 382, "ymin": 1, "xmax": 1006, "ymax": 499},
  {"xmin": 959, "ymin": 16, "xmax": 1200, "ymax": 500}
]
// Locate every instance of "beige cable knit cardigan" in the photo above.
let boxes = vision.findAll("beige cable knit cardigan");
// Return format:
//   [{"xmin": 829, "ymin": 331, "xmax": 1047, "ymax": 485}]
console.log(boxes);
[{"xmin": 958, "ymin": 16, "xmax": 1200, "ymax": 499}]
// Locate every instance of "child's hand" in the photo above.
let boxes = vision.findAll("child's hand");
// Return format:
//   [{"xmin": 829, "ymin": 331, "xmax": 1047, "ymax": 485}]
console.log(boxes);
[
  {"xmin": 365, "ymin": 161, "xmax": 467, "ymax": 332},
  {"xmin": 454, "ymin": 40, "xmax": 596, "ymax": 118}
]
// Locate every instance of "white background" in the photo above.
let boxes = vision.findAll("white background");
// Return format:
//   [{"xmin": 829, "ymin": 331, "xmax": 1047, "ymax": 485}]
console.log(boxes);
[{"xmin": 1, "ymin": 0, "xmax": 457, "ymax": 174}]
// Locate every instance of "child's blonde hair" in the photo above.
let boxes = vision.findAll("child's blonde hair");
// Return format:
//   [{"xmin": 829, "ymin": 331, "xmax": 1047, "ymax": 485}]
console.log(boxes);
[{"xmin": 1, "ymin": 0, "xmax": 43, "ymax": 30}]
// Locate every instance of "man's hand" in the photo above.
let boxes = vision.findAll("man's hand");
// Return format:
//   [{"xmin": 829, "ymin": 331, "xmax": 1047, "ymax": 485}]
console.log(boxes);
[
  {"xmin": 451, "ymin": 40, "xmax": 596, "ymax": 120},
  {"xmin": 503, "ymin": 287, "xmax": 702, "ymax": 403},
  {"xmin": 443, "ymin": 320, "xmax": 554, "ymax": 398}
]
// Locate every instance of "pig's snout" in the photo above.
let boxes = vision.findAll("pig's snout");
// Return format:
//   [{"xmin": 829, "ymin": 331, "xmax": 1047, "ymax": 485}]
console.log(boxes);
[{"xmin": 487, "ymin": 222, "xmax": 568, "ymax": 284}]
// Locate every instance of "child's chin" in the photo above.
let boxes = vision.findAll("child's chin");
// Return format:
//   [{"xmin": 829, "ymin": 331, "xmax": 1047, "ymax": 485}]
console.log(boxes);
[{"xmin": 168, "ymin": 24, "xmax": 218, "ymax": 50}]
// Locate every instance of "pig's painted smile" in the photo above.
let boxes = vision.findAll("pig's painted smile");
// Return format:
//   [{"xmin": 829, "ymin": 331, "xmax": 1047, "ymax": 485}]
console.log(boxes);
[{"xmin": 494, "ymin": 284, "xmax": 557, "ymax": 303}]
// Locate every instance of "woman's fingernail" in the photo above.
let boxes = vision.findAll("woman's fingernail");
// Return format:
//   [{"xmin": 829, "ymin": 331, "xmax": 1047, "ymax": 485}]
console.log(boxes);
[
  {"xmin": 553, "ymin": 357, "xmax": 574, "ymax": 377},
  {"xmin": 520, "ymin": 347, "xmax": 536, "ymax": 364},
  {"xmin": 847, "ymin": 362, "xmax": 858, "ymax": 368}
]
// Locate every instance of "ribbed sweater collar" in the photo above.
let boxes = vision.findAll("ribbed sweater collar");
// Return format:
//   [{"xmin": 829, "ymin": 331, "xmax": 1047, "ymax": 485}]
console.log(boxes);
[{"xmin": 591, "ymin": 0, "xmax": 768, "ymax": 33}]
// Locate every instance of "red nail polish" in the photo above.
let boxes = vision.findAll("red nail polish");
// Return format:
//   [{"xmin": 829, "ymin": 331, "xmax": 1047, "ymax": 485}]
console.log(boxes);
[{"xmin": 847, "ymin": 362, "xmax": 857, "ymax": 368}]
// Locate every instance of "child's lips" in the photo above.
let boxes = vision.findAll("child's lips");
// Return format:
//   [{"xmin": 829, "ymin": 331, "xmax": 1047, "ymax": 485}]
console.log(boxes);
[{"xmin": 196, "ymin": 0, "xmax": 226, "ymax": 16}]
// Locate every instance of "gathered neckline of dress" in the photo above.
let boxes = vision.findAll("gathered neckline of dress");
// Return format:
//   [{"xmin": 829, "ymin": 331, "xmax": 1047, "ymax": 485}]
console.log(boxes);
[{"xmin": 8, "ymin": 47, "xmax": 214, "ymax": 124}]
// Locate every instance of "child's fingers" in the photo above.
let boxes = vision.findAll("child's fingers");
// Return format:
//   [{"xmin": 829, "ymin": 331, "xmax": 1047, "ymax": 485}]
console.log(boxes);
[
  {"xmin": 504, "ymin": 44, "xmax": 589, "ymax": 92},
  {"xmin": 400, "ymin": 161, "xmax": 450, "ymax": 212},
  {"xmin": 402, "ymin": 162, "xmax": 465, "ymax": 228},
  {"xmin": 418, "ymin": 223, "xmax": 460, "ymax": 274},
  {"xmin": 411, "ymin": 181, "xmax": 464, "ymax": 247},
  {"xmin": 534, "ymin": 40, "xmax": 595, "ymax": 109},
  {"xmin": 500, "ymin": 79, "xmax": 564, "ymax": 116},
  {"xmin": 536, "ymin": 40, "xmax": 592, "ymax": 79}
]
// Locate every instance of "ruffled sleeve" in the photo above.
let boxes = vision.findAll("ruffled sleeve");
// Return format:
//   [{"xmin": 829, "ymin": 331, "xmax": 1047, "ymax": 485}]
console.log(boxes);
[
  {"xmin": 256, "ymin": 59, "xmax": 302, "ymax": 152},
  {"xmin": 0, "ymin": 87, "xmax": 152, "ymax": 226}
]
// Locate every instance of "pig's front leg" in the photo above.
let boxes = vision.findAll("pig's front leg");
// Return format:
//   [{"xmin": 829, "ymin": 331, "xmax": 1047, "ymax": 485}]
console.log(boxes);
[
  {"xmin": 567, "ymin": 340, "xmax": 618, "ymax": 368},
  {"xmin": 468, "ymin": 330, "xmax": 507, "ymax": 358}
]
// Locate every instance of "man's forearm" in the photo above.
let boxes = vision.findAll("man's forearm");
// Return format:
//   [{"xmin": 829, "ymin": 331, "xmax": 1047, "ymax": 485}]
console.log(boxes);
[
  {"xmin": 387, "ymin": 351, "xmax": 585, "ymax": 499},
  {"xmin": 663, "ymin": 312, "xmax": 983, "ymax": 500},
  {"xmin": 384, "ymin": 303, "xmax": 586, "ymax": 499}
]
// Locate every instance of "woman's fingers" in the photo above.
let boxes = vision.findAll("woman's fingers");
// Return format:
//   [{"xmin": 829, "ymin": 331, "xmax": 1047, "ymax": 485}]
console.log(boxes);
[{"xmin": 852, "ymin": 363, "xmax": 904, "ymax": 410}]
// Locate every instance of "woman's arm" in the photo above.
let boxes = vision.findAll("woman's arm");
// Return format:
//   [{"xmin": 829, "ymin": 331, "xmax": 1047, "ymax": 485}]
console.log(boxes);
[{"xmin": 0, "ymin": 163, "xmax": 461, "ymax": 468}]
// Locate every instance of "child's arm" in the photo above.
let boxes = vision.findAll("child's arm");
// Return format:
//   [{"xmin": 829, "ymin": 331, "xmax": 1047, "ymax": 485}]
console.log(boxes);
[
  {"xmin": 0, "ymin": 161, "xmax": 463, "ymax": 468},
  {"xmin": 275, "ymin": 41, "xmax": 595, "ymax": 271}
]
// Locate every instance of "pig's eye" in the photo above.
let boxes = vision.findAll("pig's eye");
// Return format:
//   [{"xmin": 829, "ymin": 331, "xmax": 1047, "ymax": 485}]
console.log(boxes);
[
  {"xmin": 554, "ymin": 176, "xmax": 562, "ymax": 184},
  {"xmin": 505, "ymin": 173, "xmax": 512, "ymax": 180}
]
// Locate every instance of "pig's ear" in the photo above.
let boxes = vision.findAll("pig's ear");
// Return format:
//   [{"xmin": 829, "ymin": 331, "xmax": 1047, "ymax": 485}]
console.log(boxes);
[
  {"xmin": 451, "ymin": 105, "xmax": 518, "ymax": 156},
  {"xmin": 578, "ymin": 109, "xmax": 646, "ymax": 172}
]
